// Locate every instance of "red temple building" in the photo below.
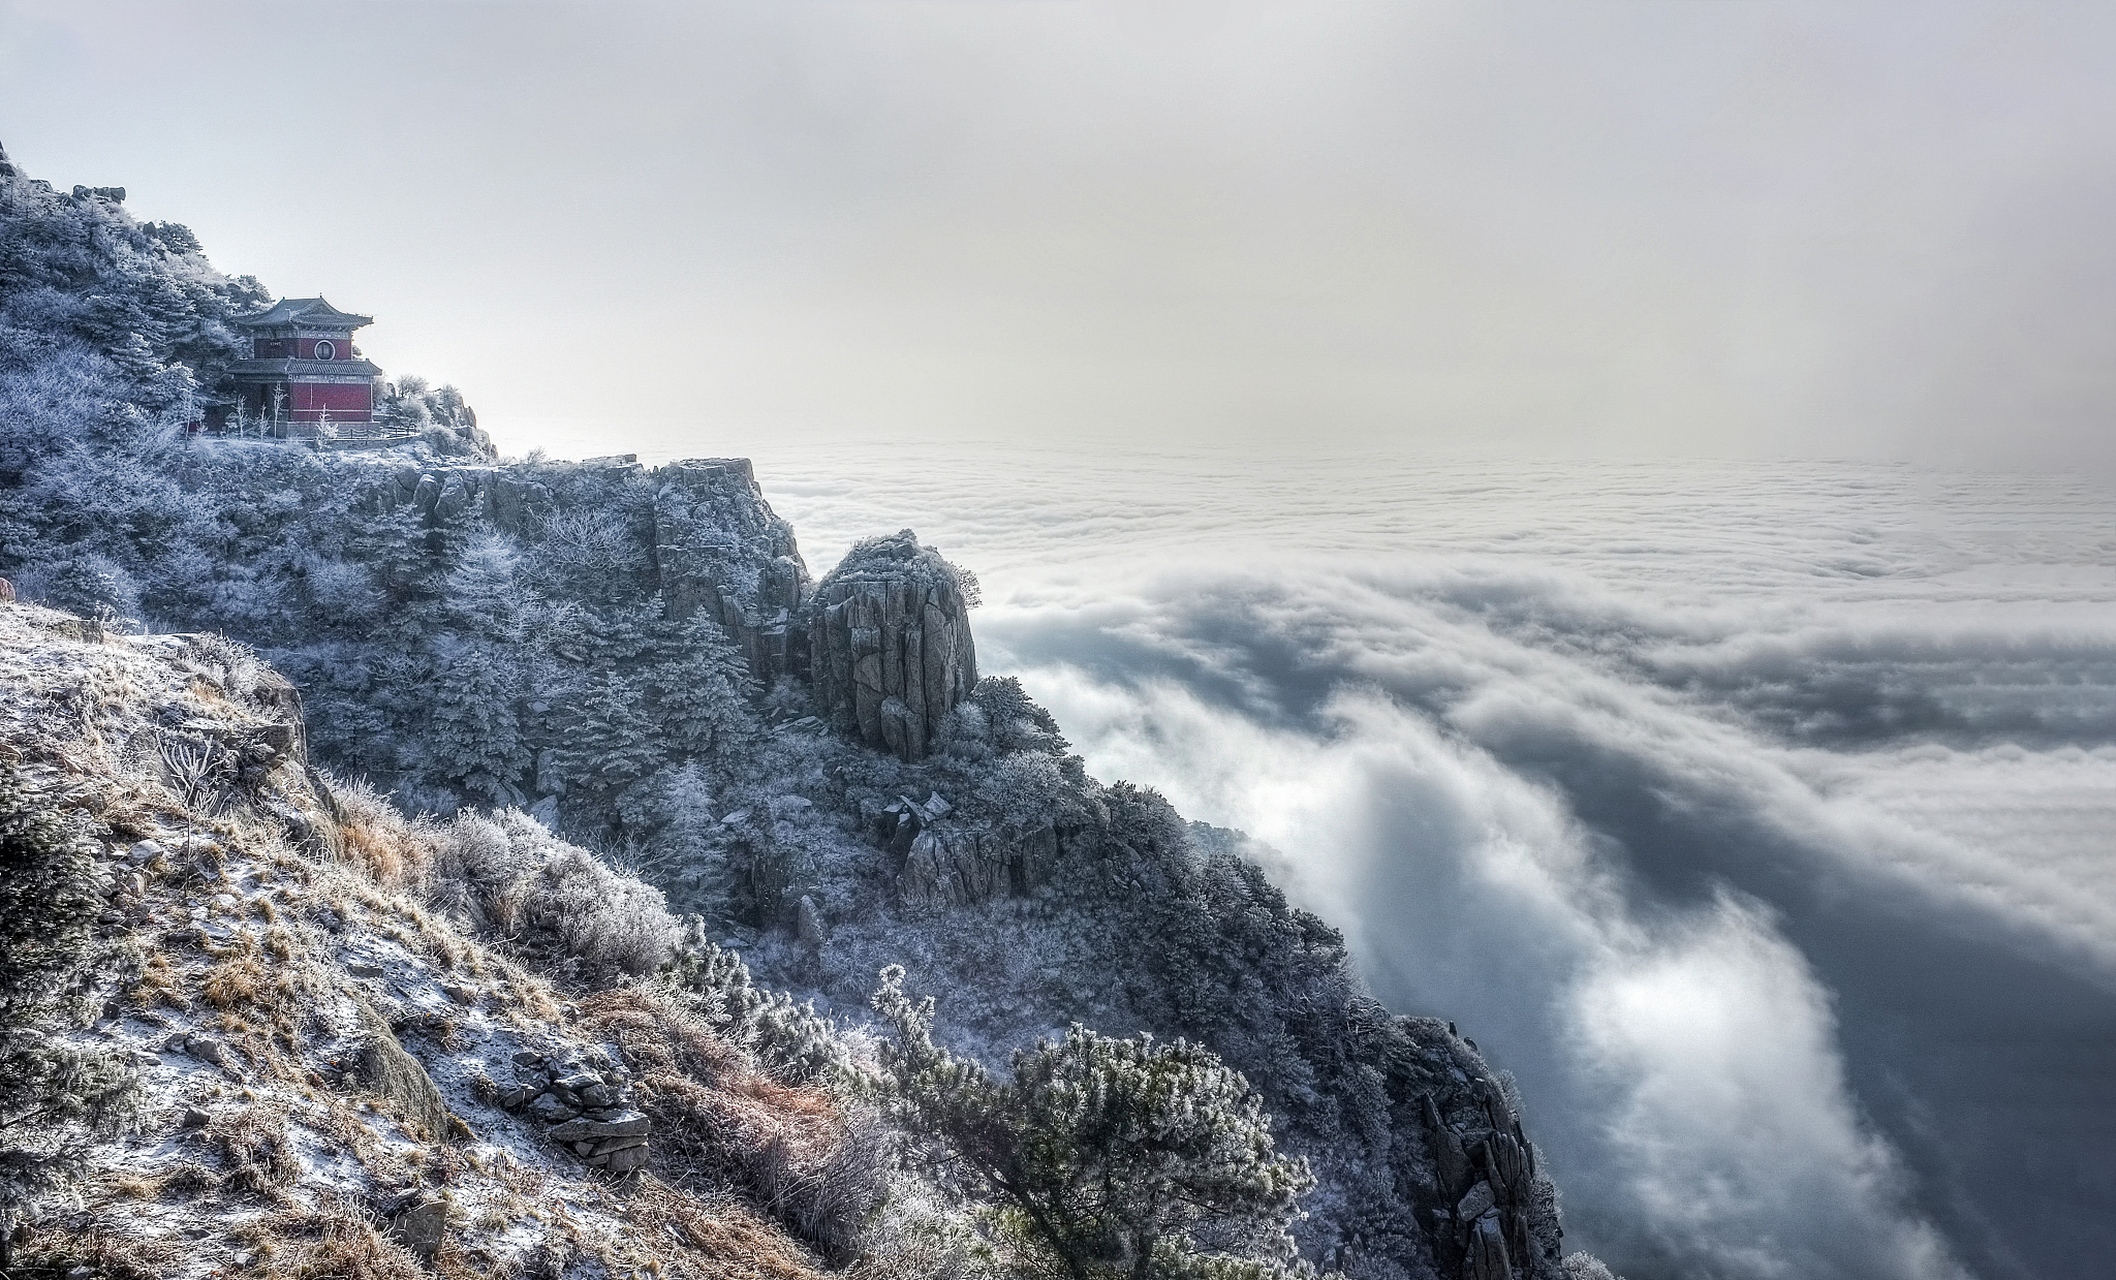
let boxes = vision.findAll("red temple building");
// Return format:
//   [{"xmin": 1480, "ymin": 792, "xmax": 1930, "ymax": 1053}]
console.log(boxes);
[{"xmin": 222, "ymin": 297, "xmax": 385, "ymax": 434}]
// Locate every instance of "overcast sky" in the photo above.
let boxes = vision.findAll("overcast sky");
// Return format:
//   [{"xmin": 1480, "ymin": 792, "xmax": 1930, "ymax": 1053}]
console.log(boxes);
[{"xmin": 4, "ymin": 1, "xmax": 2115, "ymax": 470}]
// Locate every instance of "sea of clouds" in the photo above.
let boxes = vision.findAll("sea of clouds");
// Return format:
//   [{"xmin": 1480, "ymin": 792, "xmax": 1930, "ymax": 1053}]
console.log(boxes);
[{"xmin": 703, "ymin": 442, "xmax": 2115, "ymax": 1280}]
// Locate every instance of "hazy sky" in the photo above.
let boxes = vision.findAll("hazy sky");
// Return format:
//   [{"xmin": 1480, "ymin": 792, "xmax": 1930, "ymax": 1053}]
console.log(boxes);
[{"xmin": 4, "ymin": 1, "xmax": 2116, "ymax": 469}]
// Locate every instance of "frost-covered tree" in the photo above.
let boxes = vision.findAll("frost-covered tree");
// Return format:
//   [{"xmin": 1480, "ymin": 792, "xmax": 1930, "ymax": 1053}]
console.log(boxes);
[
  {"xmin": 630, "ymin": 762, "xmax": 736, "ymax": 925},
  {"xmin": 871, "ymin": 966, "xmax": 1317, "ymax": 1280},
  {"xmin": 545, "ymin": 669, "xmax": 666, "ymax": 802},
  {"xmin": 32, "ymin": 552, "xmax": 141, "ymax": 629},
  {"xmin": 662, "ymin": 925, "xmax": 850, "ymax": 1085},
  {"xmin": 429, "ymin": 636, "xmax": 531, "ymax": 805},
  {"xmin": 643, "ymin": 611, "xmax": 756, "ymax": 758}
]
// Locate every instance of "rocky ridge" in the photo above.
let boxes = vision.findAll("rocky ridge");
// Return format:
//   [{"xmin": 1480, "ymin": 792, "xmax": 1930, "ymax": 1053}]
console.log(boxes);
[{"xmin": 346, "ymin": 450, "xmax": 810, "ymax": 683}]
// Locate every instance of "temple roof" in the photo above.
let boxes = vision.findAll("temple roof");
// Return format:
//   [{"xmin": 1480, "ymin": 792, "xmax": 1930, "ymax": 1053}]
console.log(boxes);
[
  {"xmin": 233, "ymin": 296, "xmax": 374, "ymax": 330},
  {"xmin": 226, "ymin": 357, "xmax": 385, "ymax": 378}
]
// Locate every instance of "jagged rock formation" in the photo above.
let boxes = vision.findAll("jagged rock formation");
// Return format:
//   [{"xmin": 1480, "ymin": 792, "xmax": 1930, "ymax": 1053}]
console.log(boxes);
[
  {"xmin": 1394, "ymin": 1025, "xmax": 1566, "ymax": 1280},
  {"xmin": 651, "ymin": 457, "xmax": 809, "ymax": 680},
  {"xmin": 807, "ymin": 530, "xmax": 978, "ymax": 761}
]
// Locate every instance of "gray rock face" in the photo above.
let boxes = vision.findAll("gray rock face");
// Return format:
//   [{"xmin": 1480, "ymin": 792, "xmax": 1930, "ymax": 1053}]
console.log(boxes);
[
  {"xmin": 895, "ymin": 823, "xmax": 1059, "ymax": 914},
  {"xmin": 355, "ymin": 1004, "xmax": 460, "ymax": 1142},
  {"xmin": 383, "ymin": 1195, "xmax": 448, "ymax": 1265},
  {"xmin": 876, "ymin": 792, "xmax": 1058, "ymax": 914},
  {"xmin": 651, "ymin": 458, "xmax": 808, "ymax": 682},
  {"xmin": 795, "ymin": 894, "xmax": 827, "ymax": 948},
  {"xmin": 807, "ymin": 530, "xmax": 977, "ymax": 761},
  {"xmin": 550, "ymin": 1111, "xmax": 650, "ymax": 1141},
  {"xmin": 1418, "ymin": 1067, "xmax": 1560, "ymax": 1280}
]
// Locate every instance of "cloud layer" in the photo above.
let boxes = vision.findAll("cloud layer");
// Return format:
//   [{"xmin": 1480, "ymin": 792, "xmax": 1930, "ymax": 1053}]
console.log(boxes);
[{"xmin": 759, "ymin": 445, "xmax": 2116, "ymax": 1280}]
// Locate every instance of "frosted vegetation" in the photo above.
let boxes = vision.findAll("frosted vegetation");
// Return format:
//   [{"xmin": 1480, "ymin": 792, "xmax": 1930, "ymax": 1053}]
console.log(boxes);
[{"xmin": 0, "ymin": 160, "xmax": 1608, "ymax": 1279}]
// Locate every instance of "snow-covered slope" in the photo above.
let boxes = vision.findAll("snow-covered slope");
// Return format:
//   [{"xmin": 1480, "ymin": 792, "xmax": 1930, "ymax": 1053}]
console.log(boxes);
[{"xmin": 0, "ymin": 602, "xmax": 863, "ymax": 1280}]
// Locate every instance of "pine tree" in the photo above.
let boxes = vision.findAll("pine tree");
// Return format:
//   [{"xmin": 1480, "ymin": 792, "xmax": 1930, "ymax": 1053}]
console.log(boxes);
[
  {"xmin": 546, "ymin": 670, "xmax": 666, "ymax": 800},
  {"xmin": 871, "ymin": 967, "xmax": 1317, "ymax": 1280},
  {"xmin": 429, "ymin": 637, "xmax": 531, "ymax": 806},
  {"xmin": 644, "ymin": 610, "xmax": 756, "ymax": 758},
  {"xmin": 642, "ymin": 762, "xmax": 735, "ymax": 926}
]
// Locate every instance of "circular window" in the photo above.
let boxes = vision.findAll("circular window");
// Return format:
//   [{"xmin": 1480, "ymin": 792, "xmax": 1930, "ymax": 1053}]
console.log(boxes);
[{"xmin": 313, "ymin": 339, "xmax": 336, "ymax": 361}]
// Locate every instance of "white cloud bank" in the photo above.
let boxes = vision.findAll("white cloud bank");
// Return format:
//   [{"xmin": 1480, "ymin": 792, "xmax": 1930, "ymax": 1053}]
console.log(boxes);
[{"xmin": 764, "ymin": 447, "xmax": 2116, "ymax": 1280}]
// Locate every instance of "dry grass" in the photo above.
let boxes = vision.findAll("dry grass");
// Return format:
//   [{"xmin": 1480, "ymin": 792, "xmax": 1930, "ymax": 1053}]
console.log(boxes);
[
  {"xmin": 8, "ymin": 1223, "xmax": 186, "ymax": 1279},
  {"xmin": 103, "ymin": 1168, "xmax": 170, "ymax": 1199},
  {"xmin": 578, "ymin": 988, "xmax": 886, "ymax": 1265},
  {"xmin": 201, "ymin": 1099, "xmax": 300, "ymax": 1194},
  {"xmin": 236, "ymin": 1196, "xmax": 430, "ymax": 1280},
  {"xmin": 616, "ymin": 1182, "xmax": 834, "ymax": 1280},
  {"xmin": 202, "ymin": 944, "xmax": 269, "ymax": 1010},
  {"xmin": 132, "ymin": 950, "xmax": 192, "ymax": 1010},
  {"xmin": 330, "ymin": 777, "xmax": 439, "ymax": 892}
]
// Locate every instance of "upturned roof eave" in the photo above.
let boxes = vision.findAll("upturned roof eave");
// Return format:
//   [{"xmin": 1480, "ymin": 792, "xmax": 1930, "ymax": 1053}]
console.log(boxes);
[
  {"xmin": 231, "ymin": 296, "xmax": 375, "ymax": 330},
  {"xmin": 225, "ymin": 358, "xmax": 385, "ymax": 378}
]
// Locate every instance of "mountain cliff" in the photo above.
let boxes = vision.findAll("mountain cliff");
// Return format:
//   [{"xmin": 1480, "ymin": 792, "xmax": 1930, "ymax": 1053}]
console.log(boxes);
[{"xmin": 0, "ymin": 146, "xmax": 1617, "ymax": 1280}]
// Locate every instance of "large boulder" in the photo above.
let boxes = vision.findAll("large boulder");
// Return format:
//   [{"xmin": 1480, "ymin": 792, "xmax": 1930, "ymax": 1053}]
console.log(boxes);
[
  {"xmin": 807, "ymin": 530, "xmax": 977, "ymax": 761},
  {"xmin": 355, "ymin": 1003, "xmax": 461, "ymax": 1142}
]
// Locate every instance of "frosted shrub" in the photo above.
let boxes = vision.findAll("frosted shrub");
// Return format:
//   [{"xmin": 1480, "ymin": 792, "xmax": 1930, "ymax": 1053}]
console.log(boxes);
[
  {"xmin": 663, "ymin": 925, "xmax": 850, "ymax": 1085},
  {"xmin": 513, "ymin": 842, "xmax": 676, "ymax": 980},
  {"xmin": 33, "ymin": 553, "xmax": 141, "ymax": 630},
  {"xmin": 971, "ymin": 676, "xmax": 1069, "ymax": 755},
  {"xmin": 431, "ymin": 810, "xmax": 676, "ymax": 981},
  {"xmin": 1562, "ymin": 1252, "xmax": 1621, "ymax": 1280},
  {"xmin": 299, "ymin": 553, "xmax": 380, "ymax": 624},
  {"xmin": 532, "ymin": 506, "xmax": 647, "ymax": 596},
  {"xmin": 431, "ymin": 811, "xmax": 531, "ymax": 931},
  {"xmin": 184, "ymin": 631, "xmax": 262, "ymax": 702},
  {"xmin": 973, "ymin": 750, "xmax": 1065, "ymax": 831},
  {"xmin": 871, "ymin": 966, "xmax": 1317, "ymax": 1280}
]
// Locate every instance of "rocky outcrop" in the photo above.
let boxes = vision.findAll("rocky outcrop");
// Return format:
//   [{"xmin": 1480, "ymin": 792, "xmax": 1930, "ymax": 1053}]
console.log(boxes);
[
  {"xmin": 355, "ymin": 1004, "xmax": 463, "ymax": 1143},
  {"xmin": 880, "ymin": 791, "xmax": 1061, "ymax": 913},
  {"xmin": 501, "ymin": 1048, "xmax": 652, "ymax": 1176},
  {"xmin": 651, "ymin": 457, "xmax": 808, "ymax": 682},
  {"xmin": 357, "ymin": 453, "xmax": 812, "ymax": 683},
  {"xmin": 1414, "ymin": 1056, "xmax": 1563, "ymax": 1280},
  {"xmin": 808, "ymin": 530, "xmax": 977, "ymax": 761}
]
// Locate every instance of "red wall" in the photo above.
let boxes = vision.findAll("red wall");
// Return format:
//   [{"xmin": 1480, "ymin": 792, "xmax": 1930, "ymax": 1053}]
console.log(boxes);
[
  {"xmin": 288, "ymin": 382, "xmax": 373, "ymax": 421},
  {"xmin": 252, "ymin": 337, "xmax": 290, "ymax": 358}
]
